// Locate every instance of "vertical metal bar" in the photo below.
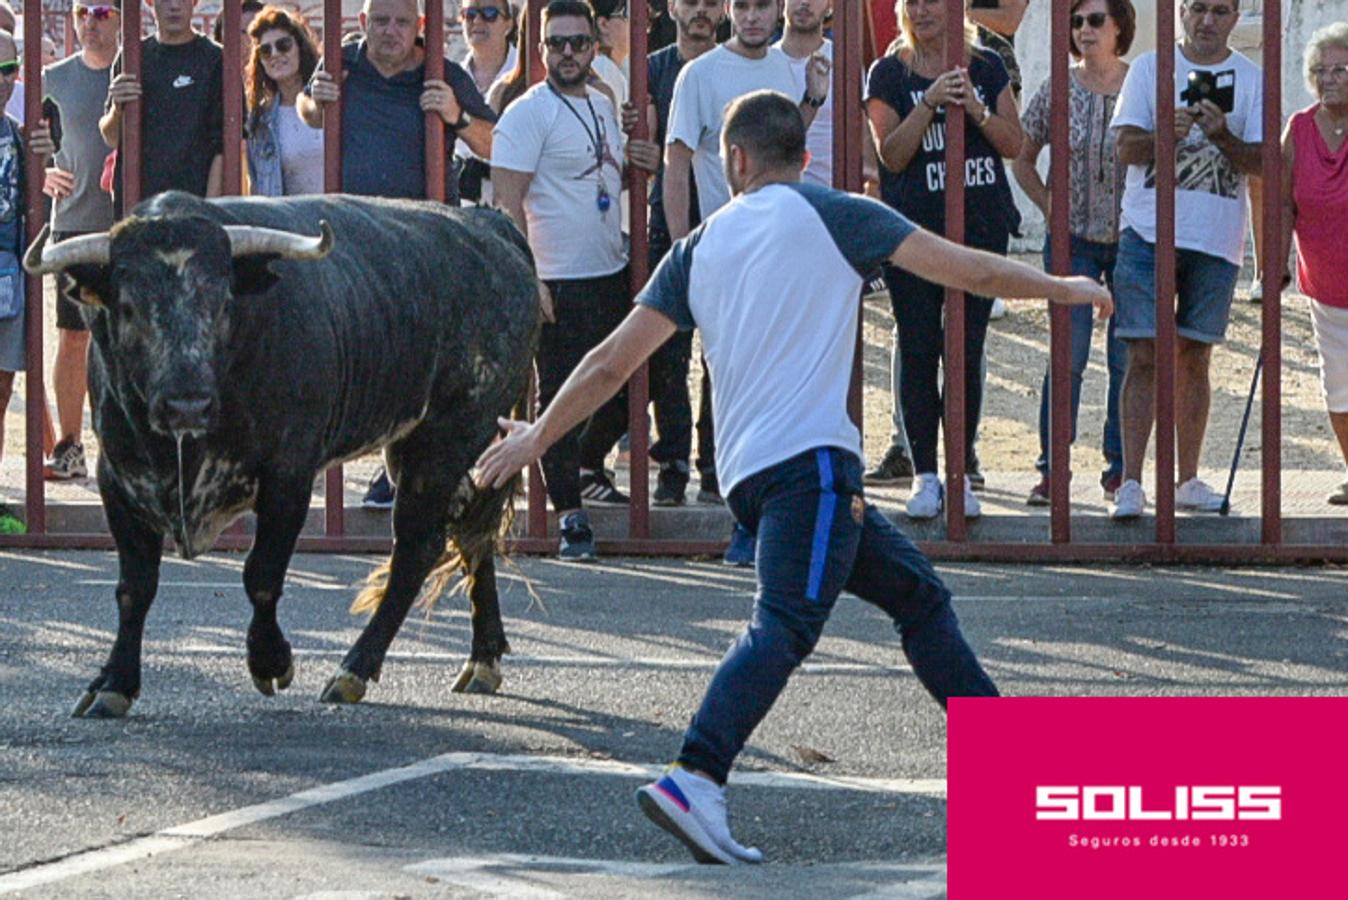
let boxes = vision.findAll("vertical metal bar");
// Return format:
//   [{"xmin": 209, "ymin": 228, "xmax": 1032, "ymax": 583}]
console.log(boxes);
[
  {"xmin": 120, "ymin": 0, "xmax": 142, "ymax": 208},
  {"xmin": 627, "ymin": 0, "xmax": 651, "ymax": 539},
  {"xmin": 1047, "ymin": 0, "xmax": 1071, "ymax": 540},
  {"xmin": 21, "ymin": 0, "xmax": 45, "ymax": 534},
  {"xmin": 838, "ymin": 0, "xmax": 864, "ymax": 429},
  {"xmin": 941, "ymin": 0, "xmax": 967, "ymax": 535},
  {"xmin": 1259, "ymin": 0, "xmax": 1281, "ymax": 543},
  {"xmin": 424, "ymin": 0, "xmax": 447, "ymax": 203},
  {"xmin": 221, "ymin": 0, "xmax": 243, "ymax": 196},
  {"xmin": 525, "ymin": 0, "xmax": 546, "ymax": 540},
  {"xmin": 64, "ymin": 12, "xmax": 75, "ymax": 58},
  {"xmin": 323, "ymin": 0, "xmax": 345, "ymax": 537},
  {"xmin": 1154, "ymin": 0, "xmax": 1177, "ymax": 543}
]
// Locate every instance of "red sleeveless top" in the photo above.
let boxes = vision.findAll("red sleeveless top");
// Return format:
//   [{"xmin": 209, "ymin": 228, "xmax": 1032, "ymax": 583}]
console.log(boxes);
[{"xmin": 1292, "ymin": 105, "xmax": 1348, "ymax": 308}]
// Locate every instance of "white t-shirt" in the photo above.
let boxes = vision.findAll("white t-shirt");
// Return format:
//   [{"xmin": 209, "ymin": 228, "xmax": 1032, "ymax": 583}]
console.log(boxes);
[
  {"xmin": 5, "ymin": 80, "xmax": 22, "ymax": 124},
  {"xmin": 592, "ymin": 52, "xmax": 629, "ymax": 109},
  {"xmin": 774, "ymin": 37, "xmax": 833, "ymax": 188},
  {"xmin": 638, "ymin": 182, "xmax": 916, "ymax": 493},
  {"xmin": 666, "ymin": 45, "xmax": 800, "ymax": 217},
  {"xmin": 1111, "ymin": 46, "xmax": 1263, "ymax": 266},
  {"xmin": 491, "ymin": 80, "xmax": 627, "ymax": 280},
  {"xmin": 275, "ymin": 103, "xmax": 325, "ymax": 196}
]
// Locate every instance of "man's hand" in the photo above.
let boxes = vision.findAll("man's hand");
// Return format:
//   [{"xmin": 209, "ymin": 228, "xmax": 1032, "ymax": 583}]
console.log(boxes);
[
  {"xmin": 107, "ymin": 73, "xmax": 141, "ymax": 109},
  {"xmin": 475, "ymin": 418, "xmax": 542, "ymax": 490},
  {"xmin": 43, "ymin": 165, "xmax": 74, "ymax": 199},
  {"xmin": 309, "ymin": 70, "xmax": 340, "ymax": 106},
  {"xmin": 620, "ymin": 101, "xmax": 640, "ymax": 136},
  {"xmin": 1192, "ymin": 99, "xmax": 1228, "ymax": 139},
  {"xmin": 1174, "ymin": 106, "xmax": 1198, "ymax": 141},
  {"xmin": 25, "ymin": 124, "xmax": 55, "ymax": 159},
  {"xmin": 626, "ymin": 138, "xmax": 661, "ymax": 174},
  {"xmin": 421, "ymin": 78, "xmax": 463, "ymax": 126},
  {"xmin": 805, "ymin": 52, "xmax": 831, "ymax": 101},
  {"xmin": 1055, "ymin": 275, "xmax": 1113, "ymax": 320}
]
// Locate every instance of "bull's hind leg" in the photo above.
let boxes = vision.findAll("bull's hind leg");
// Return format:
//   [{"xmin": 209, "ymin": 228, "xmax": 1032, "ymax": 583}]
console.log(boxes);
[
  {"xmin": 449, "ymin": 548, "xmax": 510, "ymax": 694},
  {"xmin": 241, "ymin": 477, "xmax": 311, "ymax": 696}
]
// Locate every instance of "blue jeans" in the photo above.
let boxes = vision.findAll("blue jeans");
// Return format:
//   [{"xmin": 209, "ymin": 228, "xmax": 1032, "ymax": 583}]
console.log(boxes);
[
  {"xmin": 1036, "ymin": 235, "xmax": 1125, "ymax": 479},
  {"xmin": 677, "ymin": 447, "xmax": 999, "ymax": 784}
]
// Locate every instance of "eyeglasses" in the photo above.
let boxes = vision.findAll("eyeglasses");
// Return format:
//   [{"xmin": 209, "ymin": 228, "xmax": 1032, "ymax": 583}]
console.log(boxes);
[
  {"xmin": 0, "ymin": 60, "xmax": 19, "ymax": 77},
  {"xmin": 1070, "ymin": 12, "xmax": 1108, "ymax": 29},
  {"xmin": 1185, "ymin": 3, "xmax": 1235, "ymax": 17},
  {"xmin": 1310, "ymin": 64, "xmax": 1348, "ymax": 83},
  {"xmin": 74, "ymin": 4, "xmax": 118, "ymax": 19},
  {"xmin": 544, "ymin": 33, "xmax": 594, "ymax": 53},
  {"xmin": 463, "ymin": 7, "xmax": 504, "ymax": 23},
  {"xmin": 257, "ymin": 35, "xmax": 295, "ymax": 58}
]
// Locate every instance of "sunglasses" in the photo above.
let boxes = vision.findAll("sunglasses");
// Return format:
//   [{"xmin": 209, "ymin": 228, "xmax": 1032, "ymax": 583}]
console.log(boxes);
[
  {"xmin": 74, "ymin": 4, "xmax": 118, "ymax": 19},
  {"xmin": 257, "ymin": 35, "xmax": 295, "ymax": 58},
  {"xmin": 544, "ymin": 33, "xmax": 594, "ymax": 53},
  {"xmin": 1070, "ymin": 11, "xmax": 1108, "ymax": 28},
  {"xmin": 463, "ymin": 7, "xmax": 504, "ymax": 22},
  {"xmin": 0, "ymin": 60, "xmax": 18, "ymax": 76}
]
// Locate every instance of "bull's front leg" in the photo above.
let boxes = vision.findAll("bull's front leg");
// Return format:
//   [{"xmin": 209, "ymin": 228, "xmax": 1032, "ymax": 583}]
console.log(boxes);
[
  {"xmin": 241, "ymin": 476, "xmax": 311, "ymax": 697},
  {"xmin": 75, "ymin": 474, "xmax": 163, "ymax": 718}
]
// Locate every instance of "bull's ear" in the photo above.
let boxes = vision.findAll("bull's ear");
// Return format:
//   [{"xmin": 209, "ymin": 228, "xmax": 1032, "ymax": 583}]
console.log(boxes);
[
  {"xmin": 63, "ymin": 263, "xmax": 113, "ymax": 308},
  {"xmin": 231, "ymin": 256, "xmax": 280, "ymax": 296}
]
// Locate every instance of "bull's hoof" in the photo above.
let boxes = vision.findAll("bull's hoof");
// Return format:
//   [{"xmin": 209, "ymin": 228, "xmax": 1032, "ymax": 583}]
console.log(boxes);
[
  {"xmin": 251, "ymin": 662, "xmax": 296, "ymax": 697},
  {"xmin": 72, "ymin": 690, "xmax": 134, "ymax": 719},
  {"xmin": 451, "ymin": 659, "xmax": 502, "ymax": 695},
  {"xmin": 319, "ymin": 670, "xmax": 367, "ymax": 704}
]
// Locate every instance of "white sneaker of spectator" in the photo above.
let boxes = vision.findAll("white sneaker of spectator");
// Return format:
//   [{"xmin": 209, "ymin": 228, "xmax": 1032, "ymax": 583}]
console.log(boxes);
[
  {"xmin": 906, "ymin": 473, "xmax": 943, "ymax": 519},
  {"xmin": 1175, "ymin": 477, "xmax": 1225, "ymax": 512},
  {"xmin": 989, "ymin": 297, "xmax": 1008, "ymax": 320},
  {"xmin": 1110, "ymin": 479, "xmax": 1146, "ymax": 520},
  {"xmin": 949, "ymin": 476, "xmax": 981, "ymax": 519}
]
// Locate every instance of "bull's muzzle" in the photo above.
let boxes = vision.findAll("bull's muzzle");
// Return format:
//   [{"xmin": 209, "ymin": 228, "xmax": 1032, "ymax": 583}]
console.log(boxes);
[{"xmin": 154, "ymin": 394, "xmax": 214, "ymax": 437}]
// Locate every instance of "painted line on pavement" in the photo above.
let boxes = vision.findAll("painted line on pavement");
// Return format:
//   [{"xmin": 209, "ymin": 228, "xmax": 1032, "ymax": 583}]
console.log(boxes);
[{"xmin": 0, "ymin": 751, "xmax": 945, "ymax": 895}]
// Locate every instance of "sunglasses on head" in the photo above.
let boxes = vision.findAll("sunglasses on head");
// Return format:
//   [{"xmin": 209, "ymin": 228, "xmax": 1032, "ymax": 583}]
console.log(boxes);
[
  {"xmin": 463, "ymin": 6, "xmax": 504, "ymax": 22},
  {"xmin": 257, "ymin": 35, "xmax": 295, "ymax": 58},
  {"xmin": 1070, "ymin": 11, "xmax": 1108, "ymax": 28},
  {"xmin": 0, "ymin": 60, "xmax": 18, "ymax": 76},
  {"xmin": 544, "ymin": 33, "xmax": 593, "ymax": 53},
  {"xmin": 74, "ymin": 4, "xmax": 117, "ymax": 19}
]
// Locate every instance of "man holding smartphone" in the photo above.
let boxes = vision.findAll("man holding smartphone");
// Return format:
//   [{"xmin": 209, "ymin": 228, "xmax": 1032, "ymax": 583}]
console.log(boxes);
[
  {"xmin": 1107, "ymin": 0, "xmax": 1263, "ymax": 521},
  {"xmin": 41, "ymin": 0, "xmax": 120, "ymax": 481}
]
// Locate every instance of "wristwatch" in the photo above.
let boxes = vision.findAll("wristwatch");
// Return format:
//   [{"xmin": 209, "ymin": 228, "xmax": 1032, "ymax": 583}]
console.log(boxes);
[
  {"xmin": 453, "ymin": 111, "xmax": 471, "ymax": 130},
  {"xmin": 802, "ymin": 91, "xmax": 826, "ymax": 109}
]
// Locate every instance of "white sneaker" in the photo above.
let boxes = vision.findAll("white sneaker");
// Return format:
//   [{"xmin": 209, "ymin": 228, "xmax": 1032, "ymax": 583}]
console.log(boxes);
[
  {"xmin": 1110, "ymin": 479, "xmax": 1146, "ymax": 520},
  {"xmin": 906, "ymin": 473, "xmax": 943, "ymax": 519},
  {"xmin": 949, "ymin": 477, "xmax": 981, "ymax": 519},
  {"xmin": 989, "ymin": 297, "xmax": 1008, "ymax": 320},
  {"xmin": 636, "ymin": 767, "xmax": 764, "ymax": 865},
  {"xmin": 1247, "ymin": 278, "xmax": 1263, "ymax": 303},
  {"xmin": 1176, "ymin": 477, "xmax": 1225, "ymax": 512}
]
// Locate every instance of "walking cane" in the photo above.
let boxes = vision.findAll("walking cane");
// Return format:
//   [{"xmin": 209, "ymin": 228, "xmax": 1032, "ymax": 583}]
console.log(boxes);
[{"xmin": 1219, "ymin": 352, "xmax": 1263, "ymax": 517}]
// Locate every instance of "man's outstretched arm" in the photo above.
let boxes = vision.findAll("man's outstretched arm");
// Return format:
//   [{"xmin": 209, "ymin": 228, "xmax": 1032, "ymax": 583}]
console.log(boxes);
[{"xmin": 476, "ymin": 306, "xmax": 678, "ymax": 488}]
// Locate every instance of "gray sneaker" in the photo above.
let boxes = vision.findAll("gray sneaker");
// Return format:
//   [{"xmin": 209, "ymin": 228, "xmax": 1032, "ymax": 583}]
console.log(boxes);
[
  {"xmin": 864, "ymin": 444, "xmax": 914, "ymax": 485},
  {"xmin": 558, "ymin": 511, "xmax": 597, "ymax": 561},
  {"xmin": 44, "ymin": 438, "xmax": 87, "ymax": 480}
]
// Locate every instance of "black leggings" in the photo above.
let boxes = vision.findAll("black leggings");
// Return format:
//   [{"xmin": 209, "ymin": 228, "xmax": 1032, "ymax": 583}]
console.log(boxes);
[{"xmin": 538, "ymin": 269, "xmax": 631, "ymax": 511}]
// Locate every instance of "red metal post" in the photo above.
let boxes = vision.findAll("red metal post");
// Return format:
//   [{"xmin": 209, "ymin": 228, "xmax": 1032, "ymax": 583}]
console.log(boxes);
[
  {"xmin": 1259, "ymin": 0, "xmax": 1282, "ymax": 543},
  {"xmin": 119, "ymin": 0, "xmax": 142, "ymax": 208},
  {"xmin": 1047, "ymin": 0, "xmax": 1072, "ymax": 540},
  {"xmin": 424, "ymin": 0, "xmax": 447, "ymax": 203},
  {"xmin": 525, "ymin": 0, "xmax": 547, "ymax": 541},
  {"xmin": 1154, "ymin": 0, "xmax": 1177, "ymax": 543},
  {"xmin": 837, "ymin": 0, "xmax": 865, "ymax": 428},
  {"xmin": 22, "ymin": 0, "xmax": 45, "ymax": 533},
  {"xmin": 323, "ymin": 0, "xmax": 345, "ymax": 537},
  {"xmin": 221, "ymin": 0, "xmax": 243, "ymax": 196},
  {"xmin": 941, "ymin": 0, "xmax": 967, "ymax": 534},
  {"xmin": 64, "ymin": 12, "xmax": 75, "ymax": 57},
  {"xmin": 627, "ymin": 0, "xmax": 651, "ymax": 539}
]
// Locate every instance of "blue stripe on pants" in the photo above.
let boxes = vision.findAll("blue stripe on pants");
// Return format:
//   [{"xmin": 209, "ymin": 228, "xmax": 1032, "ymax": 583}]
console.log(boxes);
[{"xmin": 806, "ymin": 449, "xmax": 836, "ymax": 601}]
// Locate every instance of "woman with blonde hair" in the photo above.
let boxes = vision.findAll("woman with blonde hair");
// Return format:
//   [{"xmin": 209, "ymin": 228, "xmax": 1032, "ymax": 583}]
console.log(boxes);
[
  {"xmin": 244, "ymin": 6, "xmax": 323, "ymax": 197},
  {"xmin": 865, "ymin": 0, "xmax": 1023, "ymax": 520},
  {"xmin": 1281, "ymin": 22, "xmax": 1348, "ymax": 503}
]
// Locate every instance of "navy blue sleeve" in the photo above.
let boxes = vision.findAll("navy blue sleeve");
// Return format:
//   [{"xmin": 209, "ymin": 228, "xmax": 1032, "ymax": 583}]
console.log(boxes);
[
  {"xmin": 864, "ymin": 56, "xmax": 905, "ymax": 111},
  {"xmin": 446, "ymin": 60, "xmax": 497, "ymax": 124},
  {"xmin": 636, "ymin": 228, "xmax": 700, "ymax": 331},
  {"xmin": 789, "ymin": 183, "xmax": 918, "ymax": 277}
]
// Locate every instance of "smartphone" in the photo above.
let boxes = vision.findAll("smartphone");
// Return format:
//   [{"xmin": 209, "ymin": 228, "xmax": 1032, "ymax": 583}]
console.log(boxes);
[
  {"xmin": 1181, "ymin": 70, "xmax": 1236, "ymax": 114},
  {"xmin": 41, "ymin": 95, "xmax": 61, "ymax": 155}
]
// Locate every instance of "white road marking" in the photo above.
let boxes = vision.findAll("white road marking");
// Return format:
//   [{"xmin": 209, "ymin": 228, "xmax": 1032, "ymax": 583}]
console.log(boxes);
[{"xmin": 0, "ymin": 752, "xmax": 945, "ymax": 895}]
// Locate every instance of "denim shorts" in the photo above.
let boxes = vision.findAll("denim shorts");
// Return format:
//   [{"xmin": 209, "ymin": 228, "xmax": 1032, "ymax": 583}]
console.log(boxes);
[{"xmin": 1112, "ymin": 228, "xmax": 1240, "ymax": 345}]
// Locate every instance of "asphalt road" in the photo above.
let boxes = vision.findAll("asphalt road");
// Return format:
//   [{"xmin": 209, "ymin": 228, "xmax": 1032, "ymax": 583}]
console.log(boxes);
[{"xmin": 1, "ymin": 551, "xmax": 1345, "ymax": 898}]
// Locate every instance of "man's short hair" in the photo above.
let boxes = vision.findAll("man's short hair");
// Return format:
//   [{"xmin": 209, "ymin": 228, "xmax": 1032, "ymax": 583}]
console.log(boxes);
[
  {"xmin": 589, "ymin": 0, "xmax": 627, "ymax": 19},
  {"xmin": 723, "ymin": 90, "xmax": 807, "ymax": 170},
  {"xmin": 361, "ymin": 0, "xmax": 426, "ymax": 15},
  {"xmin": 542, "ymin": 0, "xmax": 596, "ymax": 31}
]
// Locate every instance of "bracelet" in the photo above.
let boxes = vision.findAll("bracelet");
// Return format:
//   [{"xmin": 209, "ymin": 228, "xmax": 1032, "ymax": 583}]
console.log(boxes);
[
  {"xmin": 802, "ymin": 91, "xmax": 826, "ymax": 109},
  {"xmin": 921, "ymin": 95, "xmax": 938, "ymax": 111}
]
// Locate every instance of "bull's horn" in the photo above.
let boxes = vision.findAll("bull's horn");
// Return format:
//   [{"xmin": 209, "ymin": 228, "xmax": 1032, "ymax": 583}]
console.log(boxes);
[
  {"xmin": 224, "ymin": 221, "xmax": 335, "ymax": 261},
  {"xmin": 24, "ymin": 226, "xmax": 112, "ymax": 275}
]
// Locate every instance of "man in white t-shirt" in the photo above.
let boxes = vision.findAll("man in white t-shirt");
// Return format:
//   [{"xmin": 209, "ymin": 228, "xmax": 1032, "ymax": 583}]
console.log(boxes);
[
  {"xmin": 1108, "ymin": 0, "xmax": 1263, "ymax": 520},
  {"xmin": 476, "ymin": 90, "xmax": 1109, "ymax": 864},
  {"xmin": 663, "ymin": 0, "xmax": 830, "ymax": 238},
  {"xmin": 773, "ymin": 0, "xmax": 832, "ymax": 188},
  {"xmin": 492, "ymin": 0, "xmax": 658, "ymax": 561}
]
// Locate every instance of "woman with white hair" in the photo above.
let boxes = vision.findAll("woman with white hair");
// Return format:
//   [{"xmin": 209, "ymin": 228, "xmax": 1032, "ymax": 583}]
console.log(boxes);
[{"xmin": 1281, "ymin": 21, "xmax": 1348, "ymax": 504}]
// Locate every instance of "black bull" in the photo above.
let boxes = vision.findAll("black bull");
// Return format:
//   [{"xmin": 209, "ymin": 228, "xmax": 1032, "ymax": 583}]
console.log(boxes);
[{"xmin": 24, "ymin": 192, "xmax": 541, "ymax": 717}]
